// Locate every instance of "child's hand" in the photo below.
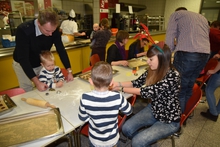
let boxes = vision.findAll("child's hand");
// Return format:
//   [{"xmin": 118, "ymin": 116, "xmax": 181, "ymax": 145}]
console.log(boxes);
[{"xmin": 56, "ymin": 81, "xmax": 64, "ymax": 88}]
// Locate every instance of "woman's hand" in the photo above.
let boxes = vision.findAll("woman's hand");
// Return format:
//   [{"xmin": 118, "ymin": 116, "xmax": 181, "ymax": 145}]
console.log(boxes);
[
  {"xmin": 213, "ymin": 54, "xmax": 220, "ymax": 59},
  {"xmin": 207, "ymin": 69, "xmax": 217, "ymax": 75},
  {"xmin": 120, "ymin": 60, "xmax": 129, "ymax": 66}
]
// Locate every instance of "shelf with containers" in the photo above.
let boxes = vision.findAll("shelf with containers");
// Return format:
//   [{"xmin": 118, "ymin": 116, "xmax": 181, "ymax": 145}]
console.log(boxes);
[{"xmin": 146, "ymin": 16, "xmax": 165, "ymax": 31}]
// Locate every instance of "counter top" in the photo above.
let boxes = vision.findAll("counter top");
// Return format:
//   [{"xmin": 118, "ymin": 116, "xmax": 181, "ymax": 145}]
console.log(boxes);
[{"xmin": 0, "ymin": 31, "xmax": 166, "ymax": 58}]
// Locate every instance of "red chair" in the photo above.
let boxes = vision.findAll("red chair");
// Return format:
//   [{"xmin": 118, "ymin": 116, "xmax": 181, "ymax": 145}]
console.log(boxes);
[
  {"xmin": 82, "ymin": 66, "xmax": 93, "ymax": 73},
  {"xmin": 196, "ymin": 58, "xmax": 218, "ymax": 88},
  {"xmin": 61, "ymin": 68, "xmax": 68, "ymax": 80},
  {"xmin": 80, "ymin": 94, "xmax": 137, "ymax": 137},
  {"xmin": 0, "ymin": 88, "xmax": 25, "ymax": 97},
  {"xmin": 170, "ymin": 84, "xmax": 202, "ymax": 147},
  {"xmin": 90, "ymin": 54, "xmax": 100, "ymax": 66},
  {"xmin": 125, "ymin": 50, "xmax": 129, "ymax": 60}
]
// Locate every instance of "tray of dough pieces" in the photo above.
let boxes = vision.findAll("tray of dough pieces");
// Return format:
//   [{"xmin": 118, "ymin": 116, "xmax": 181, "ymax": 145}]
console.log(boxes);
[
  {"xmin": 128, "ymin": 57, "xmax": 148, "ymax": 69},
  {"xmin": 78, "ymin": 69, "xmax": 119, "ymax": 82},
  {"xmin": 0, "ymin": 108, "xmax": 64, "ymax": 147},
  {"xmin": 0, "ymin": 94, "xmax": 17, "ymax": 116}
]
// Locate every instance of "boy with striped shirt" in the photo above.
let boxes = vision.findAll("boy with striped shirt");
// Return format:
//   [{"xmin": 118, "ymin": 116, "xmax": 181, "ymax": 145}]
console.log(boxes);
[{"xmin": 78, "ymin": 61, "xmax": 132, "ymax": 147}]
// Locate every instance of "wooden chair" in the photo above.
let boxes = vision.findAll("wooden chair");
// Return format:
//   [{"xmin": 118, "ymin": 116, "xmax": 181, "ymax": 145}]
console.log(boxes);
[
  {"xmin": 0, "ymin": 88, "xmax": 25, "ymax": 97},
  {"xmin": 80, "ymin": 94, "xmax": 137, "ymax": 141},
  {"xmin": 170, "ymin": 84, "xmax": 202, "ymax": 147},
  {"xmin": 90, "ymin": 54, "xmax": 100, "ymax": 66}
]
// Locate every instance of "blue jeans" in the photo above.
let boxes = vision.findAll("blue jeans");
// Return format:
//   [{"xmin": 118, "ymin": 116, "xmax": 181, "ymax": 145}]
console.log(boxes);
[
  {"xmin": 89, "ymin": 139, "xmax": 119, "ymax": 147},
  {"xmin": 122, "ymin": 104, "xmax": 180, "ymax": 147},
  {"xmin": 205, "ymin": 71, "xmax": 220, "ymax": 116},
  {"xmin": 173, "ymin": 51, "xmax": 209, "ymax": 112}
]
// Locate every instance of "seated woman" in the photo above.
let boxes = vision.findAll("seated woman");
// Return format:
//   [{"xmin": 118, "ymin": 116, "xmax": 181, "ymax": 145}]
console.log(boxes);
[
  {"xmin": 128, "ymin": 36, "xmax": 149, "ymax": 60},
  {"xmin": 106, "ymin": 30, "xmax": 129, "ymax": 66},
  {"xmin": 112, "ymin": 41, "xmax": 181, "ymax": 147}
]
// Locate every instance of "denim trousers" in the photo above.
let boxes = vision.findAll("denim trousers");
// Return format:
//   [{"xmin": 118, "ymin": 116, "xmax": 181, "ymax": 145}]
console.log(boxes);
[
  {"xmin": 205, "ymin": 72, "xmax": 220, "ymax": 116},
  {"xmin": 173, "ymin": 51, "xmax": 209, "ymax": 112},
  {"xmin": 122, "ymin": 104, "xmax": 180, "ymax": 147},
  {"xmin": 89, "ymin": 139, "xmax": 119, "ymax": 147}
]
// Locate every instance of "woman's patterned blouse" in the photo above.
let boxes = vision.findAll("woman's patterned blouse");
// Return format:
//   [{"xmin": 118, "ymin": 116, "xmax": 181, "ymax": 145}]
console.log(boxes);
[{"xmin": 131, "ymin": 68, "xmax": 181, "ymax": 123}]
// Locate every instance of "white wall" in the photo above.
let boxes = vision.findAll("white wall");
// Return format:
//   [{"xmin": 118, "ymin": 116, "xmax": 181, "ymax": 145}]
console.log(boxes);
[{"xmin": 164, "ymin": 0, "xmax": 202, "ymax": 29}]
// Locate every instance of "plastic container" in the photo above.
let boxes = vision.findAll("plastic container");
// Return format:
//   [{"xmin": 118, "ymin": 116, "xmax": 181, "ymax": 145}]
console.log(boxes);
[
  {"xmin": 1, "ymin": 39, "xmax": 16, "ymax": 48},
  {"xmin": 111, "ymin": 28, "xmax": 118, "ymax": 36}
]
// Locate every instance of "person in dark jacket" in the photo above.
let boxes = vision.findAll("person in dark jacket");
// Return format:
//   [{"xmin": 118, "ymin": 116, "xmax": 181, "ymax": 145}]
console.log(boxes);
[
  {"xmin": 106, "ymin": 30, "xmax": 129, "ymax": 66},
  {"xmin": 91, "ymin": 18, "xmax": 111, "ymax": 61},
  {"xmin": 128, "ymin": 36, "xmax": 149, "ymax": 60},
  {"xmin": 13, "ymin": 8, "xmax": 73, "ymax": 92}
]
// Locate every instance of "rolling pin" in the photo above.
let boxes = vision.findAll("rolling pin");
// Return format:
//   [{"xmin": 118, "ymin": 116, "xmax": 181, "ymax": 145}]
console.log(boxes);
[{"xmin": 21, "ymin": 98, "xmax": 56, "ymax": 108}]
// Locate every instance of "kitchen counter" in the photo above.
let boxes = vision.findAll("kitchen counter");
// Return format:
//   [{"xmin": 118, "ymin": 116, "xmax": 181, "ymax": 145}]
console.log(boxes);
[
  {"xmin": 0, "ymin": 31, "xmax": 166, "ymax": 58},
  {"xmin": 0, "ymin": 31, "xmax": 165, "ymax": 91}
]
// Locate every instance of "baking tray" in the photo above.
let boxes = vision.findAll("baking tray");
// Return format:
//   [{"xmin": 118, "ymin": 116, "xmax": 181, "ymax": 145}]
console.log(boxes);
[
  {"xmin": 128, "ymin": 58, "xmax": 148, "ymax": 69},
  {"xmin": 0, "ymin": 94, "xmax": 17, "ymax": 116},
  {"xmin": 0, "ymin": 108, "xmax": 64, "ymax": 147},
  {"xmin": 78, "ymin": 69, "xmax": 119, "ymax": 82}
]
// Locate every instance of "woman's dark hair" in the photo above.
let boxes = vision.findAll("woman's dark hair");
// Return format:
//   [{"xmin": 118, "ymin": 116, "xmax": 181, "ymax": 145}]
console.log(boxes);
[
  {"xmin": 116, "ymin": 30, "xmax": 129, "ymax": 43},
  {"xmin": 100, "ymin": 18, "xmax": 110, "ymax": 29},
  {"xmin": 145, "ymin": 42, "xmax": 172, "ymax": 86},
  {"xmin": 210, "ymin": 21, "xmax": 220, "ymax": 28}
]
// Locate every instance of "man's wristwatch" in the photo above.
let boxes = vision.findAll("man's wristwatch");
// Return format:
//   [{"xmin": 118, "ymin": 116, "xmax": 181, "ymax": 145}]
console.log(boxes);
[{"xmin": 67, "ymin": 69, "xmax": 72, "ymax": 73}]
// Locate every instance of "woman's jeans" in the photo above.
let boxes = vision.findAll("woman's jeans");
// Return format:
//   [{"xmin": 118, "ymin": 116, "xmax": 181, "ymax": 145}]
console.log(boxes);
[
  {"xmin": 122, "ymin": 104, "xmax": 180, "ymax": 147},
  {"xmin": 205, "ymin": 72, "xmax": 220, "ymax": 116},
  {"xmin": 173, "ymin": 51, "xmax": 209, "ymax": 112}
]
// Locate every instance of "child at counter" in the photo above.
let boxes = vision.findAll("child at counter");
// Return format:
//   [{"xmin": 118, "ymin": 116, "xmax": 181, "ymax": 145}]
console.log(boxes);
[
  {"xmin": 90, "ymin": 23, "xmax": 100, "ymax": 48},
  {"xmin": 38, "ymin": 50, "xmax": 65, "ymax": 89},
  {"xmin": 78, "ymin": 61, "xmax": 132, "ymax": 147}
]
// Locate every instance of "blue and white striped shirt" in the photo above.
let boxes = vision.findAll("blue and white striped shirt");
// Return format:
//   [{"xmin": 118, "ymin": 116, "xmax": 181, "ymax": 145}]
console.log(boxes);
[
  {"xmin": 78, "ymin": 90, "xmax": 132, "ymax": 147},
  {"xmin": 38, "ymin": 66, "xmax": 64, "ymax": 88},
  {"xmin": 165, "ymin": 10, "xmax": 210, "ymax": 54}
]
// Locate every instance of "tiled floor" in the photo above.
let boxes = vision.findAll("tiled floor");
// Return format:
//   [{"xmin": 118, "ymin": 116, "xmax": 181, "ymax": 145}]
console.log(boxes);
[{"xmin": 55, "ymin": 88, "xmax": 220, "ymax": 147}]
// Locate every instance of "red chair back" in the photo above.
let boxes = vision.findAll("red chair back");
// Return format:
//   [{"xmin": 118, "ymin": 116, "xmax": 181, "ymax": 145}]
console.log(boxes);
[
  {"xmin": 180, "ymin": 84, "xmax": 202, "ymax": 126},
  {"xmin": 0, "ymin": 88, "xmax": 25, "ymax": 97},
  {"xmin": 196, "ymin": 58, "xmax": 218, "ymax": 88},
  {"xmin": 90, "ymin": 54, "xmax": 100, "ymax": 66},
  {"xmin": 125, "ymin": 50, "xmax": 129, "ymax": 60},
  {"xmin": 61, "ymin": 68, "xmax": 68, "ymax": 80},
  {"xmin": 82, "ymin": 66, "xmax": 92, "ymax": 73}
]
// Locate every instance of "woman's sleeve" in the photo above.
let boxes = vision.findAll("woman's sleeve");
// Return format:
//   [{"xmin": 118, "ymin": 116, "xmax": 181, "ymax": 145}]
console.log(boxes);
[
  {"xmin": 128, "ymin": 43, "xmax": 136, "ymax": 60},
  {"xmin": 140, "ymin": 70, "xmax": 180, "ymax": 99},
  {"xmin": 106, "ymin": 45, "xmax": 117, "ymax": 64}
]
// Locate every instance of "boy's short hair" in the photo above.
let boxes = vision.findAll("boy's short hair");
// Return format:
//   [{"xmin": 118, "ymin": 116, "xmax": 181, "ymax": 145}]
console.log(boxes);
[
  {"xmin": 40, "ymin": 50, "xmax": 55, "ymax": 63},
  {"xmin": 91, "ymin": 61, "xmax": 113, "ymax": 89},
  {"xmin": 175, "ymin": 7, "xmax": 187, "ymax": 11}
]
